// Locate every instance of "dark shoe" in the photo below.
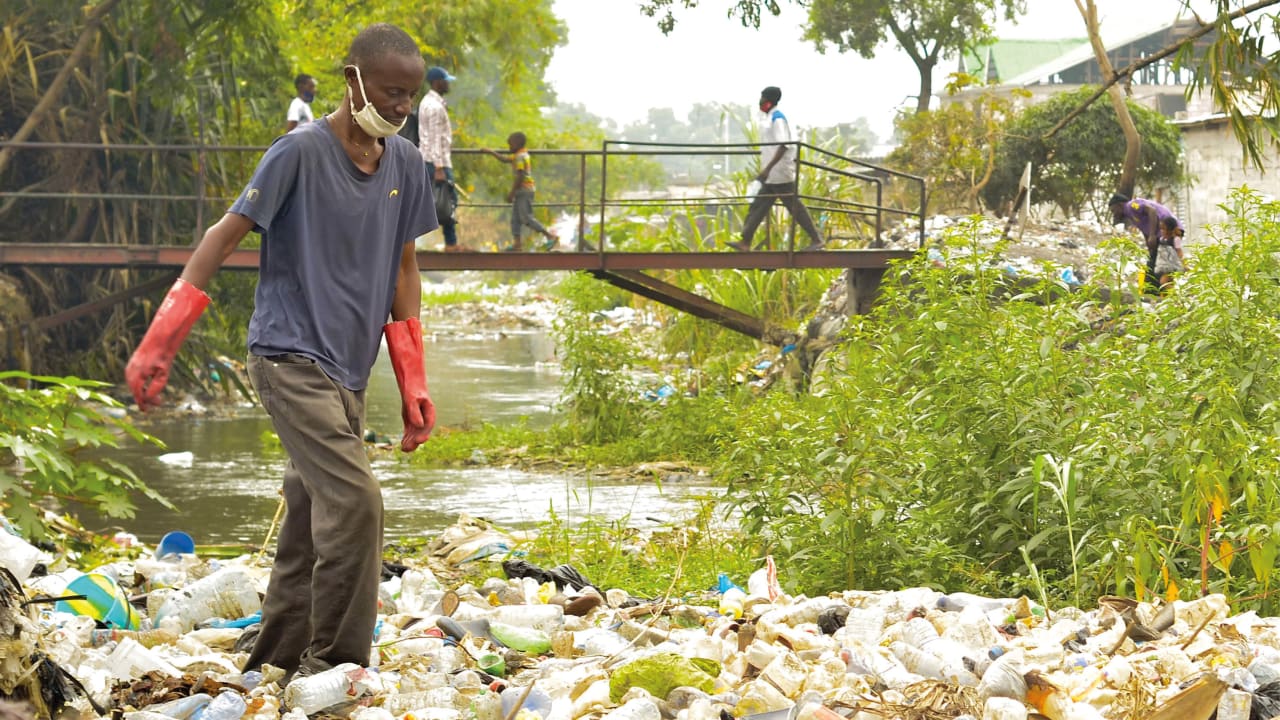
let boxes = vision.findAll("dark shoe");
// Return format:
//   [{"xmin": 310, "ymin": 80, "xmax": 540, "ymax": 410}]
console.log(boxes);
[
  {"xmin": 500, "ymin": 244, "xmax": 522, "ymax": 252},
  {"xmin": 727, "ymin": 240, "xmax": 750, "ymax": 252},
  {"xmin": 800, "ymin": 242, "xmax": 825, "ymax": 252}
]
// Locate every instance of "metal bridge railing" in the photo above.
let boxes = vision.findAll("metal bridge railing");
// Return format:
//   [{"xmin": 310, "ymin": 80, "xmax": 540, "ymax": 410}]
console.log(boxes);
[{"xmin": 0, "ymin": 139, "xmax": 925, "ymax": 252}]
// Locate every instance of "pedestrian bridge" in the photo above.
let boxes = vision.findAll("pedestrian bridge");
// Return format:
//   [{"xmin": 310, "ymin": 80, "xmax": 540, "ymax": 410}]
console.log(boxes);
[{"xmin": 0, "ymin": 140, "xmax": 925, "ymax": 345}]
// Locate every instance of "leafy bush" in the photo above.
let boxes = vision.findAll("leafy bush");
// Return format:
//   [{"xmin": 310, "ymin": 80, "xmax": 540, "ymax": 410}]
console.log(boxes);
[
  {"xmin": 0, "ymin": 372, "xmax": 169, "ymax": 539},
  {"xmin": 982, "ymin": 85, "xmax": 1187, "ymax": 217},
  {"xmin": 718, "ymin": 192, "xmax": 1280, "ymax": 611}
]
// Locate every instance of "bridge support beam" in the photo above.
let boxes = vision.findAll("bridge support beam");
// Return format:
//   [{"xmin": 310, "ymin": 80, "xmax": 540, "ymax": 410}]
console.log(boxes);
[
  {"xmin": 848, "ymin": 267, "xmax": 887, "ymax": 316},
  {"xmin": 592, "ymin": 270, "xmax": 792, "ymax": 347}
]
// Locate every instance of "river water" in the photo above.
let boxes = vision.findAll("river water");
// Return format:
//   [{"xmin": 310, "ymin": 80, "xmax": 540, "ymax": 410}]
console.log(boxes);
[{"xmin": 95, "ymin": 326, "xmax": 715, "ymax": 546}]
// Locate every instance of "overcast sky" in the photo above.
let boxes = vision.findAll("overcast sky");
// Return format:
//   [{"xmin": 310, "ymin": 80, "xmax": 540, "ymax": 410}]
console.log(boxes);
[{"xmin": 545, "ymin": 0, "xmax": 1221, "ymax": 141}]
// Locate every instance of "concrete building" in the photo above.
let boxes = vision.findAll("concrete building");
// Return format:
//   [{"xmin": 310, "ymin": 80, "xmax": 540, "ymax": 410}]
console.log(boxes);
[{"xmin": 1175, "ymin": 113, "xmax": 1280, "ymax": 229}]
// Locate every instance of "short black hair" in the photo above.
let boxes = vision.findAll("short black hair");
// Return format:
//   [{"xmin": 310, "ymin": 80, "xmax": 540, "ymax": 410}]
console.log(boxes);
[
  {"xmin": 294, "ymin": 73, "xmax": 313, "ymax": 88},
  {"xmin": 761, "ymin": 86, "xmax": 782, "ymax": 103},
  {"xmin": 1161, "ymin": 215, "xmax": 1179, "ymax": 230},
  {"xmin": 508, "ymin": 131, "xmax": 527, "ymax": 149},
  {"xmin": 346, "ymin": 23, "xmax": 421, "ymax": 67},
  {"xmin": 1109, "ymin": 192, "xmax": 1130, "ymax": 206}
]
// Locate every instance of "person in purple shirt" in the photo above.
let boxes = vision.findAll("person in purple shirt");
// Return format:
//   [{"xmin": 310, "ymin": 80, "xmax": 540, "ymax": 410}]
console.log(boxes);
[{"xmin": 1109, "ymin": 192, "xmax": 1183, "ymax": 291}]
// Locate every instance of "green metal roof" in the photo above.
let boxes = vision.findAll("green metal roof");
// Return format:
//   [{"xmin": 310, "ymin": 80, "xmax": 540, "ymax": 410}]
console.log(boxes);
[{"xmin": 962, "ymin": 39, "xmax": 1088, "ymax": 83}]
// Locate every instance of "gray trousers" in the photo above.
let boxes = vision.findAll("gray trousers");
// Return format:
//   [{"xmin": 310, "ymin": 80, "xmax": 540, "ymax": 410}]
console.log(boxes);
[
  {"xmin": 243, "ymin": 352, "xmax": 383, "ymax": 676},
  {"xmin": 511, "ymin": 188, "xmax": 548, "ymax": 240},
  {"xmin": 742, "ymin": 181, "xmax": 822, "ymax": 248}
]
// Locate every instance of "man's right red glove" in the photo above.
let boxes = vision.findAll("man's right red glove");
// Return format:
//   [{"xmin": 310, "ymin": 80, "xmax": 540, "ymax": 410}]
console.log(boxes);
[
  {"xmin": 385, "ymin": 317, "xmax": 436, "ymax": 452},
  {"xmin": 125, "ymin": 279, "xmax": 210, "ymax": 411}
]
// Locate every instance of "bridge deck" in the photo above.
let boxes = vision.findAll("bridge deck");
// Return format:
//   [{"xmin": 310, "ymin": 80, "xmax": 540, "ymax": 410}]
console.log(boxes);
[{"xmin": 0, "ymin": 243, "xmax": 914, "ymax": 272}]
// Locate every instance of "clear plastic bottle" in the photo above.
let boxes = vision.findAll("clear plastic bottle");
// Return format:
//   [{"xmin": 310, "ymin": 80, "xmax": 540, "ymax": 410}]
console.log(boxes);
[
  {"xmin": 491, "ymin": 604, "xmax": 564, "ymax": 633},
  {"xmin": 603, "ymin": 698, "xmax": 661, "ymax": 720},
  {"xmin": 143, "ymin": 693, "xmax": 212, "ymax": 719},
  {"xmin": 202, "ymin": 691, "xmax": 247, "ymax": 720},
  {"xmin": 500, "ymin": 686, "xmax": 553, "ymax": 720},
  {"xmin": 982, "ymin": 697, "xmax": 1027, "ymax": 720},
  {"xmin": 471, "ymin": 689, "xmax": 503, "ymax": 720},
  {"xmin": 379, "ymin": 687, "xmax": 463, "ymax": 715},
  {"xmin": 90, "ymin": 628, "xmax": 180, "ymax": 649},
  {"xmin": 282, "ymin": 663, "xmax": 371, "ymax": 714},
  {"xmin": 154, "ymin": 568, "xmax": 261, "ymax": 632},
  {"xmin": 938, "ymin": 592, "xmax": 1011, "ymax": 613}
]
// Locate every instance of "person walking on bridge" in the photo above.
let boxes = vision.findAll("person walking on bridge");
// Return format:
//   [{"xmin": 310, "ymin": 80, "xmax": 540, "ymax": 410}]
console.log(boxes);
[
  {"xmin": 419, "ymin": 66, "xmax": 460, "ymax": 251},
  {"xmin": 125, "ymin": 23, "xmax": 438, "ymax": 682},
  {"xmin": 730, "ymin": 86, "xmax": 824, "ymax": 252}
]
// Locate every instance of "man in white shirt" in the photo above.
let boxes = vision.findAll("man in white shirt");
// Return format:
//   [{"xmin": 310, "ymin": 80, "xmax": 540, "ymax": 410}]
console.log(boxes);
[
  {"xmin": 730, "ymin": 86, "xmax": 823, "ymax": 252},
  {"xmin": 418, "ymin": 66, "xmax": 459, "ymax": 250},
  {"xmin": 286, "ymin": 74, "xmax": 315, "ymax": 132}
]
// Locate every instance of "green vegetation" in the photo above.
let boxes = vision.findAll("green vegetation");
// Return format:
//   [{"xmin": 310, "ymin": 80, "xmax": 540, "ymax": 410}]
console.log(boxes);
[
  {"xmin": 983, "ymin": 85, "xmax": 1187, "ymax": 218},
  {"xmin": 0, "ymin": 372, "xmax": 169, "ymax": 539},
  {"xmin": 433, "ymin": 191, "xmax": 1280, "ymax": 612}
]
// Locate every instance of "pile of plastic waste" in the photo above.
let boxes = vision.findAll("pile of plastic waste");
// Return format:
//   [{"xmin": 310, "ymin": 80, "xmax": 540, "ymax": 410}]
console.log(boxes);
[{"xmin": 3, "ymin": 515, "xmax": 1280, "ymax": 720}]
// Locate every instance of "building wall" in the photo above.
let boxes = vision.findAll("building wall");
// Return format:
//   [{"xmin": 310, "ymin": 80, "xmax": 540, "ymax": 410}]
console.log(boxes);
[{"xmin": 1179, "ymin": 120, "xmax": 1280, "ymax": 232}]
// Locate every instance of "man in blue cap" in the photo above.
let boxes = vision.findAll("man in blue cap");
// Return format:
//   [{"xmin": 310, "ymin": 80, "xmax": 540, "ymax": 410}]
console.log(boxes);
[{"xmin": 419, "ymin": 66, "xmax": 460, "ymax": 250}]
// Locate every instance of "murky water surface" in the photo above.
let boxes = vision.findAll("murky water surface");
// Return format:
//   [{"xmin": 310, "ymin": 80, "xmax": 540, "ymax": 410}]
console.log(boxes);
[{"xmin": 94, "ymin": 328, "xmax": 716, "ymax": 545}]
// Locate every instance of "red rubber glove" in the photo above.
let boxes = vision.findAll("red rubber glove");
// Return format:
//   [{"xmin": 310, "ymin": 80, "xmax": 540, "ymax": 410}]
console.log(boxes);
[
  {"xmin": 384, "ymin": 317, "xmax": 436, "ymax": 452},
  {"xmin": 125, "ymin": 279, "xmax": 210, "ymax": 411}
]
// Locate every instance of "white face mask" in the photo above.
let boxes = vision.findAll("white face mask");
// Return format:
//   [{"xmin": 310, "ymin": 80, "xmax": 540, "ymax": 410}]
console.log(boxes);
[{"xmin": 345, "ymin": 64, "xmax": 406, "ymax": 138}]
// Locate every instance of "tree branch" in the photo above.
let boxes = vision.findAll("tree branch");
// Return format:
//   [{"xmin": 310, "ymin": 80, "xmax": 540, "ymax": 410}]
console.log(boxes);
[
  {"xmin": 1043, "ymin": 0, "xmax": 1280, "ymax": 141},
  {"xmin": 0, "ymin": 0, "xmax": 123, "ymax": 178}
]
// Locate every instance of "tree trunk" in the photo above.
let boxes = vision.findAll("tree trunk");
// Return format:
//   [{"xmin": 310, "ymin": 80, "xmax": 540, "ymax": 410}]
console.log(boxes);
[
  {"xmin": 1076, "ymin": 0, "xmax": 1141, "ymax": 197},
  {"xmin": 915, "ymin": 56, "xmax": 936, "ymax": 114},
  {"xmin": 0, "ymin": 0, "xmax": 123, "ymax": 179}
]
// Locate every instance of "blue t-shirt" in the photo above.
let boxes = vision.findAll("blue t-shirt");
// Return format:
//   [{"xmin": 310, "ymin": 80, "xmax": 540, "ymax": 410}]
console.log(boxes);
[{"xmin": 229, "ymin": 118, "xmax": 437, "ymax": 390}]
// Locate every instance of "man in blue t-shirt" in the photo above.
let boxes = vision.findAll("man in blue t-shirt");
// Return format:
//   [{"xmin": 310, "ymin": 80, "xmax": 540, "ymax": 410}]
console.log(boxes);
[
  {"xmin": 125, "ymin": 23, "xmax": 438, "ymax": 680},
  {"xmin": 730, "ymin": 86, "xmax": 824, "ymax": 252}
]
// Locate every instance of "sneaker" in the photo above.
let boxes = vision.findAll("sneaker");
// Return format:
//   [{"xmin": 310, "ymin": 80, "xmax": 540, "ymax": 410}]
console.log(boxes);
[
  {"xmin": 500, "ymin": 244, "xmax": 522, "ymax": 252},
  {"xmin": 542, "ymin": 233, "xmax": 559, "ymax": 252},
  {"xmin": 727, "ymin": 240, "xmax": 750, "ymax": 252}
]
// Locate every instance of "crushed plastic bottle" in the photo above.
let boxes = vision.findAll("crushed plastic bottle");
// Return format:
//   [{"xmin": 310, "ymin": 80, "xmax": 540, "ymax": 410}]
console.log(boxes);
[
  {"xmin": 202, "ymin": 691, "xmax": 247, "ymax": 720},
  {"xmin": 500, "ymin": 685, "xmax": 553, "ymax": 720},
  {"xmin": 154, "ymin": 567, "xmax": 261, "ymax": 632},
  {"xmin": 282, "ymin": 663, "xmax": 374, "ymax": 714}
]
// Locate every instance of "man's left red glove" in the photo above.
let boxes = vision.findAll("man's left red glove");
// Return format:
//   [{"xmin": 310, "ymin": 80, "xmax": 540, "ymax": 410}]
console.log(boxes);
[
  {"xmin": 125, "ymin": 279, "xmax": 210, "ymax": 411},
  {"xmin": 384, "ymin": 317, "xmax": 436, "ymax": 452}
]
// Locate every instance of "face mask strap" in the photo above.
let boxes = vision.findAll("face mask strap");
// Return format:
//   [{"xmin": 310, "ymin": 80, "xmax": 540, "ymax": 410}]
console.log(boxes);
[{"xmin": 345, "ymin": 64, "xmax": 372, "ymax": 108}]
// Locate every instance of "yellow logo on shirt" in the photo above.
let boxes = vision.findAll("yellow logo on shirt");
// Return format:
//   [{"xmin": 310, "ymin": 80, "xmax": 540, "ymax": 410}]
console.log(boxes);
[
  {"xmin": 389, "ymin": 189, "xmax": 399, "ymax": 198},
  {"xmin": 247, "ymin": 188, "xmax": 260, "ymax": 202}
]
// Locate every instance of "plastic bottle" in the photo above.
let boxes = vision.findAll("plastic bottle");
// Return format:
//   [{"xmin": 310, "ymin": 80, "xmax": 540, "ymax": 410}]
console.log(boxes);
[
  {"xmin": 490, "ymin": 621, "xmax": 552, "ymax": 654},
  {"xmin": 154, "ymin": 568, "xmax": 261, "ymax": 632},
  {"xmin": 1217, "ymin": 688, "xmax": 1252, "ymax": 720},
  {"xmin": 379, "ymin": 688, "xmax": 463, "ymax": 715},
  {"xmin": 90, "ymin": 628, "xmax": 180, "ymax": 649},
  {"xmin": 202, "ymin": 691, "xmax": 247, "ymax": 720},
  {"xmin": 978, "ymin": 652, "xmax": 1027, "ymax": 702},
  {"xmin": 0, "ymin": 529, "xmax": 43, "ymax": 582},
  {"xmin": 982, "ymin": 697, "xmax": 1028, "ymax": 720},
  {"xmin": 282, "ymin": 663, "xmax": 372, "ymax": 714},
  {"xmin": 889, "ymin": 641, "xmax": 976, "ymax": 687},
  {"xmin": 603, "ymin": 697, "xmax": 661, "ymax": 720},
  {"xmin": 719, "ymin": 587, "xmax": 747, "ymax": 619},
  {"xmin": 142, "ymin": 694, "xmax": 212, "ymax": 719},
  {"xmin": 500, "ymin": 685, "xmax": 553, "ymax": 720},
  {"xmin": 937, "ymin": 592, "xmax": 1011, "ymax": 613},
  {"xmin": 491, "ymin": 604, "xmax": 564, "ymax": 634}
]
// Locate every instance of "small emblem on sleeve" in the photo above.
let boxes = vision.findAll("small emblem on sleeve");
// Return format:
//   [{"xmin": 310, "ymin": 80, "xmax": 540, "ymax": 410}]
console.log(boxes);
[
  {"xmin": 247, "ymin": 188, "xmax": 260, "ymax": 202},
  {"xmin": 390, "ymin": 188, "xmax": 399, "ymax": 198}
]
